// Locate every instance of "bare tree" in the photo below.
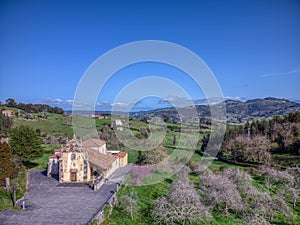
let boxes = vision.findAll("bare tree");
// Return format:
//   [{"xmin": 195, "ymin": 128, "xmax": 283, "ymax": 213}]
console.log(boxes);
[
  {"xmin": 274, "ymin": 122, "xmax": 297, "ymax": 151},
  {"xmin": 267, "ymin": 194, "xmax": 293, "ymax": 221},
  {"xmin": 140, "ymin": 127, "xmax": 149, "ymax": 139},
  {"xmin": 200, "ymin": 168, "xmax": 294, "ymax": 223},
  {"xmin": 286, "ymin": 166, "xmax": 300, "ymax": 209},
  {"xmin": 244, "ymin": 213, "xmax": 271, "ymax": 225},
  {"xmin": 142, "ymin": 145, "xmax": 168, "ymax": 165},
  {"xmin": 223, "ymin": 168, "xmax": 253, "ymax": 194},
  {"xmin": 242, "ymin": 168, "xmax": 294, "ymax": 222},
  {"xmin": 175, "ymin": 165, "xmax": 192, "ymax": 182},
  {"xmin": 261, "ymin": 189, "xmax": 292, "ymax": 222},
  {"xmin": 261, "ymin": 166, "xmax": 299, "ymax": 210},
  {"xmin": 129, "ymin": 165, "xmax": 152, "ymax": 186},
  {"xmin": 118, "ymin": 191, "xmax": 138, "ymax": 220},
  {"xmin": 99, "ymin": 125, "xmax": 111, "ymax": 141},
  {"xmin": 153, "ymin": 179, "xmax": 210, "ymax": 225},
  {"xmin": 286, "ymin": 166, "xmax": 300, "ymax": 187},
  {"xmin": 222, "ymin": 134, "xmax": 272, "ymax": 164},
  {"xmin": 199, "ymin": 169, "xmax": 243, "ymax": 216},
  {"xmin": 260, "ymin": 167, "xmax": 295, "ymax": 188},
  {"xmin": 288, "ymin": 187, "xmax": 299, "ymax": 209},
  {"xmin": 250, "ymin": 135, "xmax": 272, "ymax": 164}
]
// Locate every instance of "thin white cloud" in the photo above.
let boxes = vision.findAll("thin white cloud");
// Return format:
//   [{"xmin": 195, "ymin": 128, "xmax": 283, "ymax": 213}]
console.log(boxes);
[
  {"xmin": 158, "ymin": 96, "xmax": 193, "ymax": 107},
  {"xmin": 261, "ymin": 66, "xmax": 300, "ymax": 78},
  {"xmin": 158, "ymin": 96, "xmax": 239, "ymax": 106},
  {"xmin": 65, "ymin": 99, "xmax": 74, "ymax": 104},
  {"xmin": 96, "ymin": 102, "xmax": 111, "ymax": 107},
  {"xmin": 43, "ymin": 98, "xmax": 63, "ymax": 104},
  {"xmin": 111, "ymin": 102, "xmax": 134, "ymax": 107}
]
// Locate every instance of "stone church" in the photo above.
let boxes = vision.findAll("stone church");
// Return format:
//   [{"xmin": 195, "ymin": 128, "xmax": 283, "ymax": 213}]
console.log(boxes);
[{"xmin": 47, "ymin": 136, "xmax": 127, "ymax": 190}]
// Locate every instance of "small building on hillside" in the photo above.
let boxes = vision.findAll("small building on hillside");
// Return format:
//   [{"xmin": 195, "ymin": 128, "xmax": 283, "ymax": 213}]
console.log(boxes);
[
  {"xmin": 113, "ymin": 119, "xmax": 123, "ymax": 131},
  {"xmin": 47, "ymin": 136, "xmax": 128, "ymax": 190},
  {"xmin": 90, "ymin": 114, "xmax": 110, "ymax": 119},
  {"xmin": 2, "ymin": 109, "xmax": 15, "ymax": 118}
]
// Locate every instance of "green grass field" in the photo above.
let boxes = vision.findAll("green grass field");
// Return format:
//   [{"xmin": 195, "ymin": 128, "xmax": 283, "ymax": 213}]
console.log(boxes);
[
  {"xmin": 0, "ymin": 167, "xmax": 27, "ymax": 211},
  {"xmin": 101, "ymin": 177, "xmax": 249, "ymax": 225},
  {"xmin": 3, "ymin": 111, "xmax": 300, "ymax": 224},
  {"xmin": 28, "ymin": 144, "xmax": 59, "ymax": 170},
  {"xmin": 13, "ymin": 115, "xmax": 74, "ymax": 138},
  {"xmin": 102, "ymin": 180, "xmax": 171, "ymax": 225},
  {"xmin": 101, "ymin": 162, "xmax": 299, "ymax": 225}
]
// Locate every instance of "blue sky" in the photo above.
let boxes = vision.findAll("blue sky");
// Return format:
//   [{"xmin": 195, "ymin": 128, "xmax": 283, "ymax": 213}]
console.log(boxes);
[{"xmin": 0, "ymin": 0, "xmax": 299, "ymax": 110}]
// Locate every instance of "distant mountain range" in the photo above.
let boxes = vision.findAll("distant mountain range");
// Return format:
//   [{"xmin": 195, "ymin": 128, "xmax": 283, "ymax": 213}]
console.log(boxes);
[
  {"xmin": 130, "ymin": 97, "xmax": 300, "ymax": 123},
  {"xmin": 16, "ymin": 96, "xmax": 300, "ymax": 114},
  {"xmin": 225, "ymin": 97, "xmax": 300, "ymax": 117},
  {"xmin": 19, "ymin": 97, "xmax": 300, "ymax": 123}
]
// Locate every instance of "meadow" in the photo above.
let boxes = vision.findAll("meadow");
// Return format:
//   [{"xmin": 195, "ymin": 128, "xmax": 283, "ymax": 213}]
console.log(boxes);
[{"xmin": 1, "ymin": 111, "xmax": 299, "ymax": 224}]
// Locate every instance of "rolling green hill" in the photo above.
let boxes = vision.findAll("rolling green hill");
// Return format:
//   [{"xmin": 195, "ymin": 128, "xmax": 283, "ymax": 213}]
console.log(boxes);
[{"xmin": 131, "ymin": 97, "xmax": 300, "ymax": 123}]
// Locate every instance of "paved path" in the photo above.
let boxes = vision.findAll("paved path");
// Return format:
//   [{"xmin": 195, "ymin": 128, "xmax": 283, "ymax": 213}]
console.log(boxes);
[{"xmin": 0, "ymin": 166, "xmax": 130, "ymax": 225}]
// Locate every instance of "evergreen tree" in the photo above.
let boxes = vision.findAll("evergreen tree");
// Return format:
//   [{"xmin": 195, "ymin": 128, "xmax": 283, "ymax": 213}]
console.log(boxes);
[
  {"xmin": 9, "ymin": 125, "xmax": 43, "ymax": 163},
  {"xmin": 201, "ymin": 134, "xmax": 210, "ymax": 152},
  {"xmin": 0, "ymin": 142, "xmax": 15, "ymax": 183}
]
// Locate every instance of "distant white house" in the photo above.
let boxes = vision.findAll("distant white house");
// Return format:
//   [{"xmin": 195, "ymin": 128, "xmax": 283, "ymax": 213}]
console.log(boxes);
[{"xmin": 115, "ymin": 119, "xmax": 123, "ymax": 131}]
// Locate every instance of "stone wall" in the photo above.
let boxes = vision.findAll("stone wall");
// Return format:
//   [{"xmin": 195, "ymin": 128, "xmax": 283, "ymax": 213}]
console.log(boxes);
[{"xmin": 87, "ymin": 182, "xmax": 122, "ymax": 225}]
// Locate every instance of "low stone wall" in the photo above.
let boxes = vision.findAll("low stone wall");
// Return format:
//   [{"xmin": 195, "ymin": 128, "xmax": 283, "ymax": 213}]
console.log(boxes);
[
  {"xmin": 87, "ymin": 208, "xmax": 105, "ymax": 225},
  {"xmin": 87, "ymin": 182, "xmax": 122, "ymax": 225}
]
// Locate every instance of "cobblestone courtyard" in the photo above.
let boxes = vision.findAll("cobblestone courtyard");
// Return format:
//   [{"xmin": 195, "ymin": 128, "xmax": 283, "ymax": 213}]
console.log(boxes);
[{"xmin": 0, "ymin": 167, "xmax": 130, "ymax": 225}]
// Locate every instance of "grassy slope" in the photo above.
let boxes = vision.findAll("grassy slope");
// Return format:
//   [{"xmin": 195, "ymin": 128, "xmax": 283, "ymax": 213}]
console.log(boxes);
[
  {"xmin": 102, "ymin": 175, "xmax": 248, "ymax": 225},
  {"xmin": 102, "ymin": 166, "xmax": 299, "ymax": 225},
  {"xmin": 0, "ymin": 167, "xmax": 28, "ymax": 211},
  {"xmin": 3, "ymin": 111, "xmax": 299, "ymax": 223},
  {"xmin": 102, "ymin": 181, "xmax": 171, "ymax": 225},
  {"xmin": 13, "ymin": 114, "xmax": 74, "ymax": 138},
  {"xmin": 102, "ymin": 117, "xmax": 299, "ymax": 225},
  {"xmin": 30, "ymin": 144, "xmax": 59, "ymax": 170}
]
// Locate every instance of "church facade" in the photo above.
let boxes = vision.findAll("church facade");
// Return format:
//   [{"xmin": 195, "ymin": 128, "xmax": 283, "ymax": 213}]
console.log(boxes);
[{"xmin": 47, "ymin": 136, "xmax": 127, "ymax": 189}]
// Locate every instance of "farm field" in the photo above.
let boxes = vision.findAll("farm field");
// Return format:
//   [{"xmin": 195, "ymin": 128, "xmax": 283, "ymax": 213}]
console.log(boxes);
[{"xmin": 1, "ymin": 108, "xmax": 300, "ymax": 225}]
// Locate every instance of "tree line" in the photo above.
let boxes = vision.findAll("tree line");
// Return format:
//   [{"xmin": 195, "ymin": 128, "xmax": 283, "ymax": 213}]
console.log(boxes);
[
  {"xmin": 1, "ymin": 98, "xmax": 64, "ymax": 114},
  {"xmin": 215, "ymin": 111, "xmax": 300, "ymax": 165}
]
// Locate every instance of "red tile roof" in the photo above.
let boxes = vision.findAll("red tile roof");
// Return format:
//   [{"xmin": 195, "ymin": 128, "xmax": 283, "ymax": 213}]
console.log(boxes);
[
  {"xmin": 48, "ymin": 139, "xmax": 123, "ymax": 173},
  {"xmin": 117, "ymin": 152, "xmax": 127, "ymax": 158},
  {"xmin": 86, "ymin": 148, "xmax": 115, "ymax": 170},
  {"xmin": 82, "ymin": 139, "xmax": 106, "ymax": 147}
]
